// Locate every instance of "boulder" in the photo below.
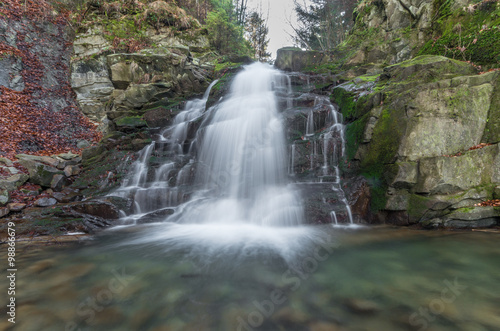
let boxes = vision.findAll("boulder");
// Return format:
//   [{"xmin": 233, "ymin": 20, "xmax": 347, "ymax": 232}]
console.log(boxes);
[
  {"xmin": 69, "ymin": 200, "xmax": 120, "ymax": 219},
  {"xmin": 275, "ymin": 48, "xmax": 329, "ymax": 72},
  {"xmin": 18, "ymin": 159, "xmax": 64, "ymax": 188},
  {"xmin": 0, "ymin": 190, "xmax": 9, "ymax": 206},
  {"xmin": 0, "ymin": 173, "xmax": 29, "ymax": 191},
  {"xmin": 7, "ymin": 203, "xmax": 26, "ymax": 212}
]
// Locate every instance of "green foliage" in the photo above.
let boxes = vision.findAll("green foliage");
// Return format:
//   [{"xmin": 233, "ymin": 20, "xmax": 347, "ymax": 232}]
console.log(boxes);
[{"xmin": 205, "ymin": 8, "xmax": 251, "ymax": 57}]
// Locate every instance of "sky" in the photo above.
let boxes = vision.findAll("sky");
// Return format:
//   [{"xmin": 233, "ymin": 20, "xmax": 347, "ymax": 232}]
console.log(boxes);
[{"xmin": 246, "ymin": 0, "xmax": 306, "ymax": 58}]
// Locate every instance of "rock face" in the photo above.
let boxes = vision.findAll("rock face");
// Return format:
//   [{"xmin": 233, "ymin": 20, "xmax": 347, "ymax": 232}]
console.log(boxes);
[
  {"xmin": 71, "ymin": 30, "xmax": 214, "ymax": 134},
  {"xmin": 333, "ymin": 55, "xmax": 500, "ymax": 228}
]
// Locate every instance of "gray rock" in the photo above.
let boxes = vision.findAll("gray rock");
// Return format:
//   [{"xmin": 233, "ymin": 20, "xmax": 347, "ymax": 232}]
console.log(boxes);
[
  {"xmin": 0, "ymin": 173, "xmax": 29, "ymax": 192},
  {"xmin": 0, "ymin": 157, "xmax": 14, "ymax": 167},
  {"xmin": 18, "ymin": 159, "xmax": 64, "ymax": 188},
  {"xmin": 0, "ymin": 190, "xmax": 9, "ymax": 206},
  {"xmin": 34, "ymin": 197, "xmax": 57, "ymax": 207},
  {"xmin": 50, "ymin": 174, "xmax": 67, "ymax": 191},
  {"xmin": 0, "ymin": 207, "xmax": 10, "ymax": 218}
]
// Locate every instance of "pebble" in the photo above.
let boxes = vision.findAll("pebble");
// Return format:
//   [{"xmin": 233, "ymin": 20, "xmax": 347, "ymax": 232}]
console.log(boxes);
[{"xmin": 26, "ymin": 259, "xmax": 55, "ymax": 274}]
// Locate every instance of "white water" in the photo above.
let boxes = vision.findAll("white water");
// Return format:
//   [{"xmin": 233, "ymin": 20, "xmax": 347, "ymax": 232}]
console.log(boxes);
[{"xmin": 177, "ymin": 63, "xmax": 304, "ymax": 226}]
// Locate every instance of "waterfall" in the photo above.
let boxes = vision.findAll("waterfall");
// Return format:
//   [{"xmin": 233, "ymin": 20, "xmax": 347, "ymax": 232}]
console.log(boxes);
[{"xmin": 112, "ymin": 62, "xmax": 355, "ymax": 226}]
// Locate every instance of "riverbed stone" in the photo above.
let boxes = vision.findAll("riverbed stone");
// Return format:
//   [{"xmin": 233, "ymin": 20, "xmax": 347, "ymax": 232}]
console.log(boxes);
[{"xmin": 7, "ymin": 202, "xmax": 26, "ymax": 212}]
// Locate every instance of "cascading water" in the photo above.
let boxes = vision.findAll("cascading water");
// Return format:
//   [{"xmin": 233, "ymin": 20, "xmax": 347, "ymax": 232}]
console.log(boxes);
[{"xmin": 112, "ymin": 62, "xmax": 354, "ymax": 233}]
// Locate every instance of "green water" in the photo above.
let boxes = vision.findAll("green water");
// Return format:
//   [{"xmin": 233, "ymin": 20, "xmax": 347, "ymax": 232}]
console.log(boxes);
[{"xmin": 2, "ymin": 225, "xmax": 500, "ymax": 331}]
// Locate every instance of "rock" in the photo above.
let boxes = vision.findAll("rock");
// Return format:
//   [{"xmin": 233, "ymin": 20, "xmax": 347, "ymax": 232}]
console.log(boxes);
[
  {"xmin": 69, "ymin": 200, "xmax": 120, "ymax": 219},
  {"xmin": 115, "ymin": 116, "xmax": 148, "ymax": 131},
  {"xmin": 0, "ymin": 173, "xmax": 29, "ymax": 191},
  {"xmin": 77, "ymin": 140, "xmax": 91, "ymax": 149},
  {"xmin": 0, "ymin": 157, "xmax": 14, "ymax": 167},
  {"xmin": 7, "ymin": 203, "xmax": 26, "ymax": 212},
  {"xmin": 136, "ymin": 208, "xmax": 175, "ymax": 223},
  {"xmin": 57, "ymin": 152, "xmax": 80, "ymax": 160},
  {"xmin": 0, "ymin": 189, "xmax": 9, "ymax": 206},
  {"xmin": 344, "ymin": 298, "xmax": 380, "ymax": 314},
  {"xmin": 143, "ymin": 106, "xmax": 175, "ymax": 128},
  {"xmin": 416, "ymin": 144, "xmax": 498, "ymax": 194},
  {"xmin": 34, "ymin": 197, "xmax": 57, "ymax": 207},
  {"xmin": 344, "ymin": 176, "xmax": 371, "ymax": 221},
  {"xmin": 64, "ymin": 165, "xmax": 81, "ymax": 177},
  {"xmin": 18, "ymin": 159, "xmax": 64, "ymax": 188},
  {"xmin": 275, "ymin": 47, "xmax": 328, "ymax": 72},
  {"xmin": 0, "ymin": 206, "xmax": 10, "ymax": 218},
  {"xmin": 50, "ymin": 174, "xmax": 67, "ymax": 191}
]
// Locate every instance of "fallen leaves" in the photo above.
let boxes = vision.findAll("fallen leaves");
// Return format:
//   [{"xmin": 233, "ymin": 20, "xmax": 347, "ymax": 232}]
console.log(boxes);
[
  {"xmin": 474, "ymin": 199, "xmax": 500, "ymax": 207},
  {"xmin": 0, "ymin": 1, "xmax": 101, "ymax": 160}
]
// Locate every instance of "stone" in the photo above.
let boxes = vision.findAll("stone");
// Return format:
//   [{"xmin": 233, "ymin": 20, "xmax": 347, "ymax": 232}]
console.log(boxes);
[
  {"xmin": 275, "ymin": 47, "xmax": 328, "ymax": 72},
  {"xmin": 0, "ymin": 189, "xmax": 10, "ymax": 206},
  {"xmin": 18, "ymin": 159, "xmax": 64, "ymax": 188},
  {"xmin": 69, "ymin": 200, "xmax": 120, "ymax": 219},
  {"xmin": 309, "ymin": 321, "xmax": 342, "ymax": 331},
  {"xmin": 76, "ymin": 140, "xmax": 91, "ymax": 149},
  {"xmin": 64, "ymin": 165, "xmax": 80, "ymax": 177},
  {"xmin": 115, "ymin": 116, "xmax": 148, "ymax": 130},
  {"xmin": 0, "ymin": 206, "xmax": 10, "ymax": 218},
  {"xmin": 57, "ymin": 152, "xmax": 80, "ymax": 160},
  {"xmin": 0, "ymin": 173, "xmax": 29, "ymax": 191},
  {"xmin": 390, "ymin": 162, "xmax": 417, "ymax": 189},
  {"xmin": 34, "ymin": 197, "xmax": 57, "ymax": 207},
  {"xmin": 0, "ymin": 157, "xmax": 14, "ymax": 167},
  {"xmin": 415, "ymin": 144, "xmax": 498, "ymax": 194},
  {"xmin": 50, "ymin": 174, "xmax": 66, "ymax": 191},
  {"xmin": 137, "ymin": 208, "xmax": 175, "ymax": 224},
  {"xmin": 7, "ymin": 202, "xmax": 26, "ymax": 211}
]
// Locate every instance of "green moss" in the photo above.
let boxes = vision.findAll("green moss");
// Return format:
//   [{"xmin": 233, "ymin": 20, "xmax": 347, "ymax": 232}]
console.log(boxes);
[
  {"xmin": 417, "ymin": 1, "xmax": 500, "ymax": 67},
  {"xmin": 345, "ymin": 113, "xmax": 370, "ymax": 160},
  {"xmin": 332, "ymin": 87, "xmax": 356, "ymax": 120},
  {"xmin": 115, "ymin": 116, "xmax": 147, "ymax": 128},
  {"xmin": 408, "ymin": 194, "xmax": 434, "ymax": 222}
]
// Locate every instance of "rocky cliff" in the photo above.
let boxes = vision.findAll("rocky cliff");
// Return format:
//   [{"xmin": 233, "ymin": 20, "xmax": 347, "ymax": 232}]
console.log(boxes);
[{"xmin": 276, "ymin": 0, "xmax": 500, "ymax": 228}]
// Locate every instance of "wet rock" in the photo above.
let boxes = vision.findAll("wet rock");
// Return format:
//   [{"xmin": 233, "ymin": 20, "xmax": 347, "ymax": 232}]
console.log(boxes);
[
  {"xmin": 69, "ymin": 200, "xmax": 120, "ymax": 219},
  {"xmin": 344, "ymin": 298, "xmax": 380, "ymax": 314},
  {"xmin": 7, "ymin": 202, "xmax": 26, "ymax": 212},
  {"xmin": 137, "ymin": 208, "xmax": 175, "ymax": 223},
  {"xmin": 344, "ymin": 176, "xmax": 371, "ymax": 221},
  {"xmin": 34, "ymin": 197, "xmax": 57, "ymax": 207}
]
